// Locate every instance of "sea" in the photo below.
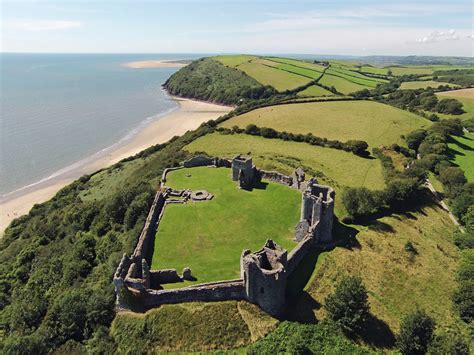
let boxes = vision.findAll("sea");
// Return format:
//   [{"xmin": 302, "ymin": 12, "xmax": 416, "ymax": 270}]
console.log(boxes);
[{"xmin": 0, "ymin": 53, "xmax": 202, "ymax": 200}]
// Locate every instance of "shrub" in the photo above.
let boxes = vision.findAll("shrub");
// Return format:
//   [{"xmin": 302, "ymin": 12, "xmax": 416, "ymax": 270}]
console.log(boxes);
[
  {"xmin": 404, "ymin": 241, "xmax": 418, "ymax": 255},
  {"xmin": 397, "ymin": 309, "xmax": 436, "ymax": 355},
  {"xmin": 406, "ymin": 129, "xmax": 427, "ymax": 151},
  {"xmin": 453, "ymin": 280, "xmax": 474, "ymax": 323},
  {"xmin": 428, "ymin": 332, "xmax": 470, "ymax": 355},
  {"xmin": 324, "ymin": 276, "xmax": 370, "ymax": 333},
  {"xmin": 435, "ymin": 98, "xmax": 464, "ymax": 115},
  {"xmin": 345, "ymin": 140, "xmax": 369, "ymax": 155}
]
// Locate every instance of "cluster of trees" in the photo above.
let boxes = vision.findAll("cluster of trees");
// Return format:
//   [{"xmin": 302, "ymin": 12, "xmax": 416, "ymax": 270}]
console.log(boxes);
[
  {"xmin": 216, "ymin": 124, "xmax": 370, "ymax": 156},
  {"xmin": 433, "ymin": 69, "xmax": 474, "ymax": 87},
  {"xmin": 164, "ymin": 58, "xmax": 277, "ymax": 105},
  {"xmin": 380, "ymin": 89, "xmax": 464, "ymax": 116},
  {"xmin": 406, "ymin": 119, "xmax": 472, "ymax": 226},
  {"xmin": 453, "ymin": 233, "xmax": 474, "ymax": 325},
  {"xmin": 342, "ymin": 146, "xmax": 426, "ymax": 222}
]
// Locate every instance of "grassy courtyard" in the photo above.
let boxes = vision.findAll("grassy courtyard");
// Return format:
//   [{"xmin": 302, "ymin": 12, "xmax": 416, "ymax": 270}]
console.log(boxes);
[{"xmin": 151, "ymin": 167, "xmax": 301, "ymax": 286}]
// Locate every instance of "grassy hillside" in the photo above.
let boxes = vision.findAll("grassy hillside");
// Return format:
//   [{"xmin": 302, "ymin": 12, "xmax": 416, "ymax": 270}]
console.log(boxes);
[
  {"xmin": 221, "ymin": 101, "xmax": 429, "ymax": 148},
  {"xmin": 448, "ymin": 133, "xmax": 474, "ymax": 181},
  {"xmin": 111, "ymin": 301, "xmax": 278, "ymax": 352},
  {"xmin": 299, "ymin": 201, "xmax": 463, "ymax": 338},
  {"xmin": 152, "ymin": 167, "xmax": 300, "ymax": 286},
  {"xmin": 164, "ymin": 57, "xmax": 262, "ymax": 105},
  {"xmin": 215, "ymin": 55, "xmax": 257, "ymax": 67},
  {"xmin": 237, "ymin": 60, "xmax": 312, "ymax": 91},
  {"xmin": 319, "ymin": 74, "xmax": 371, "ymax": 94}
]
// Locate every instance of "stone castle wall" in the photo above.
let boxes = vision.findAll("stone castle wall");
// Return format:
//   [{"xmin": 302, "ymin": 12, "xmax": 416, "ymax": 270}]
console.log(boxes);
[{"xmin": 114, "ymin": 155, "xmax": 335, "ymax": 316}]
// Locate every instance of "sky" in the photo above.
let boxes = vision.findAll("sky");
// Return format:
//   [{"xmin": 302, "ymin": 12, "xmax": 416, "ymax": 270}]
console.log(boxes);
[{"xmin": 1, "ymin": 0, "xmax": 473, "ymax": 56}]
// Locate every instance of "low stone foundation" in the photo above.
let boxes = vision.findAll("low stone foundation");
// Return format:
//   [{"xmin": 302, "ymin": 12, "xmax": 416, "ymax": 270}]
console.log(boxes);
[{"xmin": 114, "ymin": 154, "xmax": 335, "ymax": 316}]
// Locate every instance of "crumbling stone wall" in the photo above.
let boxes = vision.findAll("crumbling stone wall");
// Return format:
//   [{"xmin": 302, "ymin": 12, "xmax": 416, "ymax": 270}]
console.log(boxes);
[
  {"xmin": 114, "ymin": 155, "xmax": 335, "ymax": 316},
  {"xmin": 259, "ymin": 170, "xmax": 293, "ymax": 186}
]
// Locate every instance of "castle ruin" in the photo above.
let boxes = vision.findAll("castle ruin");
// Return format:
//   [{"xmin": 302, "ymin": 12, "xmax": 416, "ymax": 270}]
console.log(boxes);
[{"xmin": 113, "ymin": 154, "xmax": 335, "ymax": 316}]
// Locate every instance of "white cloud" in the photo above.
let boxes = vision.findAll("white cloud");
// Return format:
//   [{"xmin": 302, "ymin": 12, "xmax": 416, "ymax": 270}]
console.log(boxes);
[
  {"xmin": 414, "ymin": 29, "xmax": 462, "ymax": 44},
  {"xmin": 5, "ymin": 20, "xmax": 82, "ymax": 32}
]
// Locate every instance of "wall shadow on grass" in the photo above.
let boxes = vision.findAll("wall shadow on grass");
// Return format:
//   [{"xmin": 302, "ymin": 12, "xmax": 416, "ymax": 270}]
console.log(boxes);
[
  {"xmin": 332, "ymin": 217, "xmax": 361, "ymax": 250},
  {"xmin": 350, "ymin": 313, "xmax": 396, "ymax": 349}
]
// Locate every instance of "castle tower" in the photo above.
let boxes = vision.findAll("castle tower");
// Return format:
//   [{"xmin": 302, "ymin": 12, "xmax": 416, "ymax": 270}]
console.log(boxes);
[
  {"xmin": 295, "ymin": 179, "xmax": 335, "ymax": 243},
  {"xmin": 232, "ymin": 155, "xmax": 255, "ymax": 189},
  {"xmin": 241, "ymin": 240, "xmax": 288, "ymax": 316}
]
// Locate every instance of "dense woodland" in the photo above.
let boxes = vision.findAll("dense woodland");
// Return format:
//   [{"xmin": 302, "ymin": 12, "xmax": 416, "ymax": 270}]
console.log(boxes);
[{"xmin": 1, "ymin": 56, "xmax": 473, "ymax": 354}]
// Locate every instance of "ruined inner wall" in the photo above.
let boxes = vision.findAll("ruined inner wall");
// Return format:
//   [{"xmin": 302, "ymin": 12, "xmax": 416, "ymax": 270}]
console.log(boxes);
[{"xmin": 114, "ymin": 156, "xmax": 334, "ymax": 315}]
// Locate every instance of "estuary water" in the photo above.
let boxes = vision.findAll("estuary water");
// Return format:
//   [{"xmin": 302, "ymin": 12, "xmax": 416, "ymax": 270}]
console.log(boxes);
[{"xmin": 0, "ymin": 53, "xmax": 199, "ymax": 199}]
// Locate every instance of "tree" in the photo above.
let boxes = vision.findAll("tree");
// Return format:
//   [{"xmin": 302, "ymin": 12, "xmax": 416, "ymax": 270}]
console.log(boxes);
[
  {"xmin": 405, "ymin": 129, "xmax": 427, "ymax": 151},
  {"xmin": 397, "ymin": 309, "xmax": 436, "ymax": 355},
  {"xmin": 244, "ymin": 124, "xmax": 260, "ymax": 135},
  {"xmin": 345, "ymin": 140, "xmax": 369, "ymax": 155},
  {"xmin": 324, "ymin": 276, "xmax": 370, "ymax": 333},
  {"xmin": 435, "ymin": 98, "xmax": 464, "ymax": 115}
]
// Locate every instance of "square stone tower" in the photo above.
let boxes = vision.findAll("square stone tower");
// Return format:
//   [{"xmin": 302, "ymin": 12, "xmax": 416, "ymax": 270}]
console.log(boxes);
[{"xmin": 232, "ymin": 155, "xmax": 256, "ymax": 189}]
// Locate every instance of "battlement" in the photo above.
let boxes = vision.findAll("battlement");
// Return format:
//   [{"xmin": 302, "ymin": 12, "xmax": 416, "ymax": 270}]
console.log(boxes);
[{"xmin": 113, "ymin": 155, "xmax": 335, "ymax": 317}]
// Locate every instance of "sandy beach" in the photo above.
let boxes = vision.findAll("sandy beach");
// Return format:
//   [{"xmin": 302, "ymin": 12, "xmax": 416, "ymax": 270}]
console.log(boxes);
[
  {"xmin": 123, "ymin": 60, "xmax": 188, "ymax": 69},
  {"xmin": 0, "ymin": 98, "xmax": 232, "ymax": 233}
]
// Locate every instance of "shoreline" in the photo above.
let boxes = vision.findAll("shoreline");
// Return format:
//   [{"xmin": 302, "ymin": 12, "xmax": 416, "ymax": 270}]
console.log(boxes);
[{"xmin": 0, "ymin": 97, "xmax": 232, "ymax": 233}]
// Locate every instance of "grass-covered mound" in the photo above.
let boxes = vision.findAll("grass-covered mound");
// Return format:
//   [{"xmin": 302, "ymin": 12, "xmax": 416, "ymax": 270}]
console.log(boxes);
[
  {"xmin": 448, "ymin": 133, "xmax": 474, "ymax": 181},
  {"xmin": 152, "ymin": 167, "xmax": 300, "ymax": 285},
  {"xmin": 221, "ymin": 101, "xmax": 428, "ymax": 149},
  {"xmin": 111, "ymin": 301, "xmax": 278, "ymax": 352}
]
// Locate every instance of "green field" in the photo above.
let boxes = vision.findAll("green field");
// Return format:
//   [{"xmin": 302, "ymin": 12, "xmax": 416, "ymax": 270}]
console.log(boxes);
[
  {"xmin": 238, "ymin": 60, "xmax": 312, "ymax": 91},
  {"xmin": 214, "ymin": 55, "xmax": 257, "ymax": 68},
  {"xmin": 265, "ymin": 57, "xmax": 326, "ymax": 72},
  {"xmin": 326, "ymin": 68, "xmax": 386, "ymax": 87},
  {"xmin": 319, "ymin": 74, "xmax": 371, "ymax": 94},
  {"xmin": 387, "ymin": 66, "xmax": 435, "ymax": 76},
  {"xmin": 184, "ymin": 133, "xmax": 386, "ymax": 217},
  {"xmin": 273, "ymin": 62, "xmax": 322, "ymax": 79},
  {"xmin": 297, "ymin": 84, "xmax": 334, "ymax": 97},
  {"xmin": 359, "ymin": 65, "xmax": 389, "ymax": 75},
  {"xmin": 151, "ymin": 167, "xmax": 301, "ymax": 286},
  {"xmin": 448, "ymin": 133, "xmax": 474, "ymax": 181},
  {"xmin": 436, "ymin": 88, "xmax": 474, "ymax": 120},
  {"xmin": 400, "ymin": 80, "xmax": 459, "ymax": 90},
  {"xmin": 221, "ymin": 101, "xmax": 428, "ymax": 148}
]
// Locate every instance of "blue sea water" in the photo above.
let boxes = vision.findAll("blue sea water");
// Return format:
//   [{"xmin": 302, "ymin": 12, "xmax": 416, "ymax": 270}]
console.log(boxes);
[{"xmin": 0, "ymin": 53, "xmax": 200, "ymax": 198}]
